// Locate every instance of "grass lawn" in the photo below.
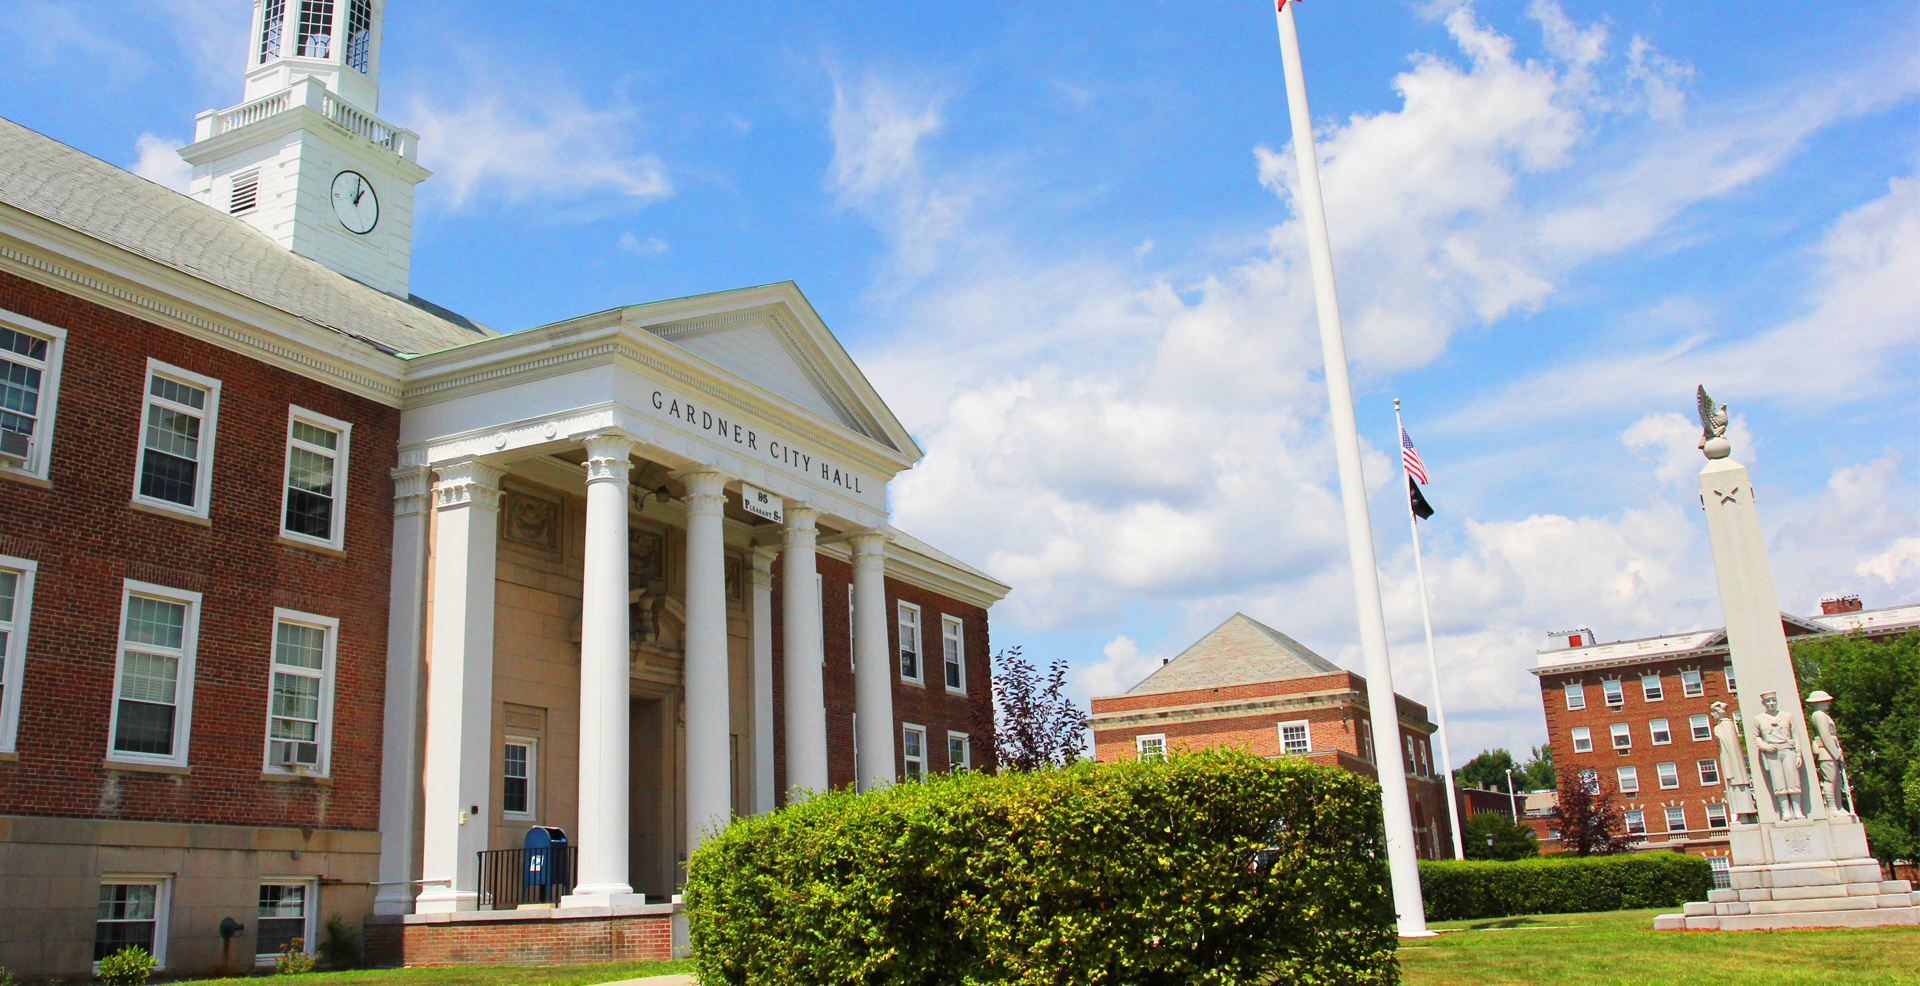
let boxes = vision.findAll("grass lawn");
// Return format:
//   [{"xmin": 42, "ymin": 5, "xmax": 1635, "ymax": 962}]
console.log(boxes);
[
  {"xmin": 1402, "ymin": 908, "xmax": 1920, "ymax": 986},
  {"xmin": 160, "ymin": 958, "xmax": 694, "ymax": 986}
]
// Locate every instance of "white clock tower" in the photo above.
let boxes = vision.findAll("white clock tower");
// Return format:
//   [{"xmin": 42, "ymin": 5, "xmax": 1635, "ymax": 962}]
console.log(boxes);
[{"xmin": 179, "ymin": 0, "xmax": 429, "ymax": 298}]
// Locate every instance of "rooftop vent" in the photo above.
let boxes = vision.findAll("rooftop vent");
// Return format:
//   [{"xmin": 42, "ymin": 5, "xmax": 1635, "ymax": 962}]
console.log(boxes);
[
  {"xmin": 1547, "ymin": 628, "xmax": 1596, "ymax": 649},
  {"xmin": 1819, "ymin": 595, "xmax": 1863, "ymax": 615}
]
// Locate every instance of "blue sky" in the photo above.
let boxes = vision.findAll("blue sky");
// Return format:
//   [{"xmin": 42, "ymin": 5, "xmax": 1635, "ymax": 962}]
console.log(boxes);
[{"xmin": 4, "ymin": 0, "xmax": 1917, "ymax": 761}]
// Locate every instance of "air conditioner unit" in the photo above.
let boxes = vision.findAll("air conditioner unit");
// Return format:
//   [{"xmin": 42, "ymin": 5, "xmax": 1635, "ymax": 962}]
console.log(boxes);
[
  {"xmin": 0, "ymin": 430, "xmax": 28, "ymax": 465},
  {"xmin": 276, "ymin": 741, "xmax": 320, "ymax": 769}
]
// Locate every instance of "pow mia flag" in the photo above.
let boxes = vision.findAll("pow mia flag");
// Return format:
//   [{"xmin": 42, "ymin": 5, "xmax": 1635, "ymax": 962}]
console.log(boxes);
[{"xmin": 1408, "ymin": 476, "xmax": 1435, "ymax": 521}]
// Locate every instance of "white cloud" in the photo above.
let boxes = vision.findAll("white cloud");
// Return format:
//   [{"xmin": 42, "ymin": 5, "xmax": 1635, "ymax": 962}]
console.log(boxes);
[
  {"xmin": 1071, "ymin": 635, "xmax": 1169, "ymax": 705},
  {"xmin": 128, "ymin": 134, "xmax": 191, "ymax": 193},
  {"xmin": 1622, "ymin": 411, "xmax": 1758, "ymax": 484},
  {"xmin": 618, "ymin": 232, "xmax": 670, "ymax": 256},
  {"xmin": 1858, "ymin": 538, "xmax": 1920, "ymax": 587},
  {"xmin": 825, "ymin": 70, "xmax": 982, "ymax": 282}
]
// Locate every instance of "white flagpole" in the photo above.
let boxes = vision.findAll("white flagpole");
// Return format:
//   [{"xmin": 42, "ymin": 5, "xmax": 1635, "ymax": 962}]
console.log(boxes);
[
  {"xmin": 1273, "ymin": 0, "xmax": 1430, "ymax": 936},
  {"xmin": 1399, "ymin": 398, "xmax": 1465, "ymax": 862}
]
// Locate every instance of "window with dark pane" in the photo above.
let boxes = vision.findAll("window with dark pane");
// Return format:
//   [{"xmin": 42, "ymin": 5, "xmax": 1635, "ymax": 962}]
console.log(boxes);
[
  {"xmin": 1, "ymin": 326, "xmax": 48, "ymax": 454},
  {"xmin": 283, "ymin": 420, "xmax": 338, "ymax": 540},
  {"xmin": 344, "ymin": 0, "xmax": 372, "ymax": 71},
  {"xmin": 256, "ymin": 884, "xmax": 307, "ymax": 958},
  {"xmin": 113, "ymin": 595, "xmax": 186, "ymax": 758},
  {"xmin": 296, "ymin": 0, "xmax": 334, "ymax": 58},
  {"xmin": 269, "ymin": 621, "xmax": 326, "ymax": 768},
  {"xmin": 503, "ymin": 742, "xmax": 531, "ymax": 815},
  {"xmin": 259, "ymin": 0, "xmax": 286, "ymax": 60},
  {"xmin": 94, "ymin": 883, "xmax": 158, "ymax": 961},
  {"xmin": 139, "ymin": 375, "xmax": 207, "ymax": 508}
]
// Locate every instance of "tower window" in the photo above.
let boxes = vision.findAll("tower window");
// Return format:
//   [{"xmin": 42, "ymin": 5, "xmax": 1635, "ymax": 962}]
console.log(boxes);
[
  {"xmin": 297, "ymin": 0, "xmax": 335, "ymax": 58},
  {"xmin": 229, "ymin": 170, "xmax": 260, "ymax": 215},
  {"xmin": 259, "ymin": 0, "xmax": 286, "ymax": 61},
  {"xmin": 345, "ymin": 0, "xmax": 373, "ymax": 72}
]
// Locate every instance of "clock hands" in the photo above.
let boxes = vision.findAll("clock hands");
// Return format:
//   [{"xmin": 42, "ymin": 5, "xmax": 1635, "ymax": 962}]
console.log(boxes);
[{"xmin": 352, "ymin": 176, "xmax": 366, "ymax": 206}]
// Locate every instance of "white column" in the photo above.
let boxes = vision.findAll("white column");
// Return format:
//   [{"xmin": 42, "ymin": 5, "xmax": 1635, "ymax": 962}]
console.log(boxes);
[
  {"xmin": 850, "ymin": 530, "xmax": 895, "ymax": 792},
  {"xmin": 373, "ymin": 466, "xmax": 430, "ymax": 915},
  {"xmin": 414, "ymin": 459, "xmax": 502, "ymax": 914},
  {"xmin": 749, "ymin": 546, "xmax": 778, "ymax": 815},
  {"xmin": 681, "ymin": 468, "xmax": 733, "ymax": 850},
  {"xmin": 563, "ymin": 435, "xmax": 641, "ymax": 907},
  {"xmin": 781, "ymin": 503, "xmax": 828, "ymax": 796}
]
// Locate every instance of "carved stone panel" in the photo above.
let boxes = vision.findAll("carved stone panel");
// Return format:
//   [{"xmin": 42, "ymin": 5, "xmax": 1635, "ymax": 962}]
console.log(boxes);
[{"xmin": 502, "ymin": 487, "xmax": 562, "ymax": 552}]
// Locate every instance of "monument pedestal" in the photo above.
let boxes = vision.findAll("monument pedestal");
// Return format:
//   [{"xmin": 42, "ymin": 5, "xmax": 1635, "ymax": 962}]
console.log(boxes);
[{"xmin": 1659, "ymin": 817, "xmax": 1919, "ymax": 929}]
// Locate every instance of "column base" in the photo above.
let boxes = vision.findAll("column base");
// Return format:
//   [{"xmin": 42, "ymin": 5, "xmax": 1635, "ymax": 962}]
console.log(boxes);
[
  {"xmin": 371, "ymin": 889, "xmax": 416, "ymax": 916},
  {"xmin": 412, "ymin": 889, "xmax": 480, "ymax": 914},
  {"xmin": 560, "ymin": 891, "xmax": 649, "ymax": 909}
]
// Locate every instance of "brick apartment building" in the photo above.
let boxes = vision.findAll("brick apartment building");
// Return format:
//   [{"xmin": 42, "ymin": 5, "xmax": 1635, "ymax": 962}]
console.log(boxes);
[
  {"xmin": 1087, "ymin": 613, "xmax": 1455, "ymax": 859},
  {"xmin": 0, "ymin": 1, "xmax": 1005, "ymax": 977},
  {"xmin": 1529, "ymin": 598, "xmax": 1919, "ymax": 878}
]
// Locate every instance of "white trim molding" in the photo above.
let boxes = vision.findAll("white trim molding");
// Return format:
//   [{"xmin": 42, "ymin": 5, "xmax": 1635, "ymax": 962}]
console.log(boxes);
[
  {"xmin": 261, "ymin": 608, "xmax": 340, "ymax": 778},
  {"xmin": 105, "ymin": 579, "xmax": 203, "ymax": 769},
  {"xmin": 0, "ymin": 554, "xmax": 38, "ymax": 753},
  {"xmin": 0, "ymin": 307, "xmax": 67, "ymax": 483},
  {"xmin": 279, "ymin": 405, "xmax": 354, "ymax": 551},
  {"xmin": 131, "ymin": 359, "xmax": 222, "ymax": 521}
]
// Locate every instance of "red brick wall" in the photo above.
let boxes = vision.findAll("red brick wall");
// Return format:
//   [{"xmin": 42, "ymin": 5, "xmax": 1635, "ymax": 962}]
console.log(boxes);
[
  {"xmin": 1538, "ymin": 656, "xmax": 1735, "ymax": 844},
  {"xmin": 0, "ymin": 270, "xmax": 396, "ymax": 831},
  {"xmin": 770, "ymin": 556, "xmax": 994, "ymax": 801},
  {"xmin": 364, "ymin": 913, "xmax": 673, "ymax": 967}
]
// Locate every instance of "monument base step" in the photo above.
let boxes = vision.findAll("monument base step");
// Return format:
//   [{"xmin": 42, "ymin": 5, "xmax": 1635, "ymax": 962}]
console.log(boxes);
[{"xmin": 1675, "ymin": 905, "xmax": 1919, "ymax": 931}]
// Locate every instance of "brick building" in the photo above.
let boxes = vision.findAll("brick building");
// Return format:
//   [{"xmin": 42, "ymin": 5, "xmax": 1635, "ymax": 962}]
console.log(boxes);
[
  {"xmin": 1528, "ymin": 599, "xmax": 1919, "ymax": 874},
  {"xmin": 0, "ymin": 1, "xmax": 1005, "ymax": 977},
  {"xmin": 1087, "ymin": 614, "xmax": 1455, "ymax": 859}
]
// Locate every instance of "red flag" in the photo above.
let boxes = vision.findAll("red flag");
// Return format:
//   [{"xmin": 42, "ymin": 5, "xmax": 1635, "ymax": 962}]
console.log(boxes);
[{"xmin": 1278, "ymin": 0, "xmax": 1300, "ymax": 9}]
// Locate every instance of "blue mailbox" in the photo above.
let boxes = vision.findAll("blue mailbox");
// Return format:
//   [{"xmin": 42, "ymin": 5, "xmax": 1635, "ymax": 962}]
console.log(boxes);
[{"xmin": 524, "ymin": 826, "xmax": 569, "ymax": 893}]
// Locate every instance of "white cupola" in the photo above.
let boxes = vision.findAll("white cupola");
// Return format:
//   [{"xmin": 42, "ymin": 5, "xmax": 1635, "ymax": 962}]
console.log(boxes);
[{"xmin": 178, "ymin": 0, "xmax": 430, "ymax": 299}]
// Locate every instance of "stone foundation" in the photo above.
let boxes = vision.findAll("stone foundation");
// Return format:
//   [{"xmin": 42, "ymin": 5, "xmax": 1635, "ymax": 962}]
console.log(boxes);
[
  {"xmin": 1655, "ymin": 857, "xmax": 1920, "ymax": 931},
  {"xmin": 365, "ymin": 902, "xmax": 682, "ymax": 966}
]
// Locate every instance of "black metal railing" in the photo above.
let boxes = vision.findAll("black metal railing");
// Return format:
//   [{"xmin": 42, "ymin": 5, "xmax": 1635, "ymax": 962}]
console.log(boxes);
[{"xmin": 477, "ymin": 847, "xmax": 577, "ymax": 910}]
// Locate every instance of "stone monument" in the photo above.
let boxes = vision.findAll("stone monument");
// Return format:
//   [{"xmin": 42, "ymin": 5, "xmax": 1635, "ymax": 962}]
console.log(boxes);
[{"xmin": 1655, "ymin": 387, "xmax": 1919, "ymax": 930}]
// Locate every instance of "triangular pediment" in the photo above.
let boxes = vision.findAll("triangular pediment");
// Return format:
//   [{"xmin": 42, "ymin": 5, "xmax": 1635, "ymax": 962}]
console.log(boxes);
[
  {"xmin": 622, "ymin": 283, "xmax": 915, "ymax": 456},
  {"xmin": 1127, "ymin": 613, "xmax": 1342, "ymax": 695}
]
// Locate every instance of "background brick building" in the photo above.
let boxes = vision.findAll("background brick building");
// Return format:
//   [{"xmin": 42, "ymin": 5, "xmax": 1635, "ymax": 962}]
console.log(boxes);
[{"xmin": 1088, "ymin": 613, "xmax": 1454, "ymax": 859}]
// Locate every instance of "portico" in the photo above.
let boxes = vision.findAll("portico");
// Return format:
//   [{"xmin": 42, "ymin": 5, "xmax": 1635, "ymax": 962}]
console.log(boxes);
[{"xmin": 375, "ymin": 284, "xmax": 937, "ymax": 915}]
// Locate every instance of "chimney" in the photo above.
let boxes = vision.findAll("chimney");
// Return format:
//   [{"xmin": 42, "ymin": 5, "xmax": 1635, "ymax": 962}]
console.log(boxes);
[
  {"xmin": 1547, "ymin": 628, "xmax": 1596, "ymax": 649},
  {"xmin": 1819, "ymin": 595, "xmax": 1863, "ymax": 615}
]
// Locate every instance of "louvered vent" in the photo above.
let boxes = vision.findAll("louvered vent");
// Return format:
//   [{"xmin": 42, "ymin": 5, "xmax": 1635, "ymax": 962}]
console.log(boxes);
[{"xmin": 230, "ymin": 170, "xmax": 261, "ymax": 215}]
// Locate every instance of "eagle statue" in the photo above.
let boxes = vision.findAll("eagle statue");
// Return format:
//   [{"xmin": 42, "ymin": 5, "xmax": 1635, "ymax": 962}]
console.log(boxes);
[{"xmin": 1696, "ymin": 385, "xmax": 1727, "ymax": 449}]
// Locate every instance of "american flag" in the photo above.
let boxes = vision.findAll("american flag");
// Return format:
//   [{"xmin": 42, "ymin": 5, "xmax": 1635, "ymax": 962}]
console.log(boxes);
[{"xmin": 1401, "ymin": 428, "xmax": 1428, "ymax": 485}]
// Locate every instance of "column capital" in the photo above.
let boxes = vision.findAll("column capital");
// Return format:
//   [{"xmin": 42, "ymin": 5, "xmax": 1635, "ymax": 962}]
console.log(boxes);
[
  {"xmin": 432, "ymin": 459, "xmax": 504, "ymax": 511},
  {"xmin": 674, "ymin": 466, "xmax": 730, "ymax": 518},
  {"xmin": 749, "ymin": 545, "xmax": 778, "ymax": 590},
  {"xmin": 848, "ymin": 529, "xmax": 891, "ymax": 572},
  {"xmin": 391, "ymin": 465, "xmax": 433, "ymax": 517},
  {"xmin": 581, "ymin": 434, "xmax": 637, "ymax": 486},
  {"xmin": 783, "ymin": 501, "xmax": 821, "ymax": 547}
]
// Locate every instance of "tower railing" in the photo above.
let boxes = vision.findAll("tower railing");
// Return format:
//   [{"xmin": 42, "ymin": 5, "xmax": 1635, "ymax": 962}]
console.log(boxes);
[{"xmin": 200, "ymin": 82, "xmax": 419, "ymax": 161}]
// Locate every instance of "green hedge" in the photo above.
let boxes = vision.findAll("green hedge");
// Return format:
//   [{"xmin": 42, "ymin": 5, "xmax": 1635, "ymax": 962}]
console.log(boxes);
[
  {"xmin": 685, "ymin": 748, "xmax": 1399, "ymax": 986},
  {"xmin": 1418, "ymin": 852, "xmax": 1713, "ymax": 921}
]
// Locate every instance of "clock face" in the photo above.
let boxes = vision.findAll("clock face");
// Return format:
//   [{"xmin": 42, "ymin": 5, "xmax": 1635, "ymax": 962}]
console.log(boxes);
[{"xmin": 330, "ymin": 171, "xmax": 379, "ymax": 234}]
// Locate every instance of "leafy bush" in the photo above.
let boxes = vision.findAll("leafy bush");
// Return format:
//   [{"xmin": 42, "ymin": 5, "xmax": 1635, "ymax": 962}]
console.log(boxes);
[
  {"xmin": 275, "ymin": 938, "xmax": 316, "ymax": 975},
  {"xmin": 1460, "ymin": 812, "xmax": 1539, "ymax": 861},
  {"xmin": 319, "ymin": 913, "xmax": 363, "ymax": 969},
  {"xmin": 96, "ymin": 946, "xmax": 156, "ymax": 985},
  {"xmin": 1419, "ymin": 852, "xmax": 1712, "ymax": 921},
  {"xmin": 686, "ymin": 748, "xmax": 1398, "ymax": 986}
]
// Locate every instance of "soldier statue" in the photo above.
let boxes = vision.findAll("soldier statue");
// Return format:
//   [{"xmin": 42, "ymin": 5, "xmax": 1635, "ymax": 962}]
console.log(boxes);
[
  {"xmin": 1753, "ymin": 691, "xmax": 1806, "ymax": 820},
  {"xmin": 1710, "ymin": 702, "xmax": 1757, "ymax": 823},
  {"xmin": 1806, "ymin": 689, "xmax": 1850, "ymax": 816}
]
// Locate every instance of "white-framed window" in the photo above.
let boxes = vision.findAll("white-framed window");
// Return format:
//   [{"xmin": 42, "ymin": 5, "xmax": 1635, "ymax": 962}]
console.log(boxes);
[
  {"xmin": 1690, "ymin": 714, "xmax": 1712, "ymax": 741},
  {"xmin": 1617, "ymin": 765, "xmax": 1639, "ymax": 793},
  {"xmin": 1405, "ymin": 735, "xmax": 1418, "ymax": 774},
  {"xmin": 897, "ymin": 602, "xmax": 922, "ymax": 684},
  {"xmin": 947, "ymin": 731, "xmax": 971, "ymax": 771},
  {"xmin": 263, "ymin": 610, "xmax": 335, "ymax": 775},
  {"xmin": 1657, "ymin": 761, "xmax": 1680, "ymax": 789},
  {"xmin": 279, "ymin": 407, "xmax": 351, "ymax": 549},
  {"xmin": 1624, "ymin": 809, "xmax": 1646, "ymax": 835},
  {"xmin": 0, "ymin": 555, "xmax": 37, "ymax": 753},
  {"xmin": 95, "ymin": 877, "xmax": 169, "ymax": 970},
  {"xmin": 0, "ymin": 310, "xmax": 66, "ymax": 481},
  {"xmin": 1640, "ymin": 674, "xmax": 1664, "ymax": 702},
  {"xmin": 902, "ymin": 723, "xmax": 926, "ymax": 781},
  {"xmin": 1136, "ymin": 733, "xmax": 1167, "ymax": 761},
  {"xmin": 503, "ymin": 738, "xmax": 536, "ymax": 819},
  {"xmin": 1698, "ymin": 758, "xmax": 1721, "ymax": 786},
  {"xmin": 1706, "ymin": 803, "xmax": 1729, "ymax": 831},
  {"xmin": 1570, "ymin": 726, "xmax": 1592, "ymax": 753},
  {"xmin": 1577, "ymin": 768, "xmax": 1599, "ymax": 794},
  {"xmin": 1709, "ymin": 853, "xmax": 1731, "ymax": 888},
  {"xmin": 1564, "ymin": 681, "xmax": 1586, "ymax": 710},
  {"xmin": 1278, "ymin": 720, "xmax": 1311, "ymax": 756},
  {"xmin": 1723, "ymin": 665, "xmax": 1737, "ymax": 694},
  {"xmin": 1610, "ymin": 722, "xmax": 1632, "ymax": 751},
  {"xmin": 941, "ymin": 615, "xmax": 965, "ymax": 693},
  {"xmin": 1665, "ymin": 806, "xmax": 1688, "ymax": 832},
  {"xmin": 255, "ymin": 881, "xmax": 316, "ymax": 964},
  {"xmin": 1418, "ymin": 739, "xmax": 1431, "ymax": 776},
  {"xmin": 107, "ymin": 581, "xmax": 201, "ymax": 767},
  {"xmin": 1602, "ymin": 679, "xmax": 1625, "ymax": 706},
  {"xmin": 132, "ymin": 360, "xmax": 220, "ymax": 518},
  {"xmin": 1650, "ymin": 718, "xmax": 1672, "ymax": 745},
  {"xmin": 1680, "ymin": 669, "xmax": 1704, "ymax": 697}
]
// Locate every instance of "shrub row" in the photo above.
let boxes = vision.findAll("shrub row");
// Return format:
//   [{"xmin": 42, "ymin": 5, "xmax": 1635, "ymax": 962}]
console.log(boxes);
[
  {"xmin": 685, "ymin": 749, "xmax": 1400, "ymax": 986},
  {"xmin": 1418, "ymin": 852, "xmax": 1713, "ymax": 921}
]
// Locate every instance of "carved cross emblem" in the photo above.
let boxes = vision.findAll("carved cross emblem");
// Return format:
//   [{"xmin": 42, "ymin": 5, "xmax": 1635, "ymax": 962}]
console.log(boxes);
[{"xmin": 1711, "ymin": 486, "xmax": 1740, "ymax": 504}]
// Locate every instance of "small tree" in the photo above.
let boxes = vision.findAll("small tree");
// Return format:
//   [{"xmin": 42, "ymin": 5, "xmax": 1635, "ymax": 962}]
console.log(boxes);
[
  {"xmin": 96, "ymin": 946, "xmax": 156, "ymax": 986},
  {"xmin": 1551, "ymin": 773, "xmax": 1631, "ymax": 856},
  {"xmin": 1454, "ymin": 748, "xmax": 1518, "ymax": 792},
  {"xmin": 1519, "ymin": 743, "xmax": 1556, "ymax": 791},
  {"xmin": 1461, "ymin": 811, "xmax": 1540, "ymax": 860},
  {"xmin": 976, "ymin": 646, "xmax": 1085, "ymax": 773}
]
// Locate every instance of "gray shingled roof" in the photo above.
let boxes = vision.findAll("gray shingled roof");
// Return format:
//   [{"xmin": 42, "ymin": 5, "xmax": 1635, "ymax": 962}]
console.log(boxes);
[
  {"xmin": 0, "ymin": 115, "xmax": 491, "ymax": 356},
  {"xmin": 1127, "ymin": 612, "xmax": 1341, "ymax": 695}
]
